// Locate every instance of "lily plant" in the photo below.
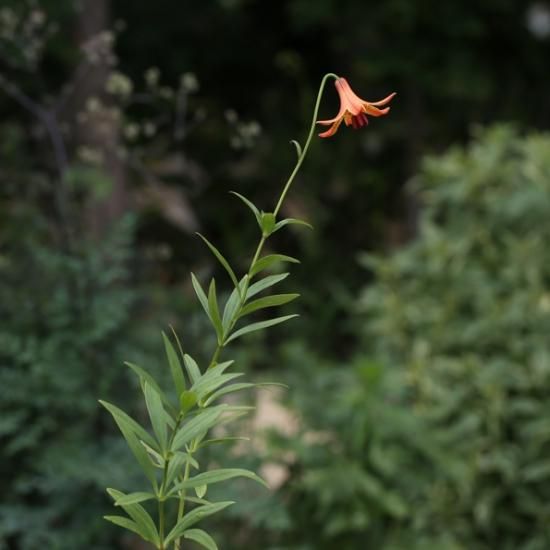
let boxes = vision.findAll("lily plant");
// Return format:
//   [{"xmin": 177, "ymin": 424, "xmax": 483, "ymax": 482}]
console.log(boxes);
[{"xmin": 100, "ymin": 72, "xmax": 395, "ymax": 550}]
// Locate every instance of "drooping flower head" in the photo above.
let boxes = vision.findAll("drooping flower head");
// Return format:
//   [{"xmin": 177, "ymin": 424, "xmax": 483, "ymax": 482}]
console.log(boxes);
[{"xmin": 317, "ymin": 77, "xmax": 396, "ymax": 138}]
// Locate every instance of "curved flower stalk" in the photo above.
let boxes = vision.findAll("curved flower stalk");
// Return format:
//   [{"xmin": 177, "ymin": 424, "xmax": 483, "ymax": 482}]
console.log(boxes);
[{"xmin": 100, "ymin": 72, "xmax": 395, "ymax": 549}]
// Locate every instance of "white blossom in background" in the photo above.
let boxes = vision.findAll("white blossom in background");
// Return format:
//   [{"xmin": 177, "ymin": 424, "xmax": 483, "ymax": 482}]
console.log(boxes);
[{"xmin": 526, "ymin": 2, "xmax": 550, "ymax": 39}]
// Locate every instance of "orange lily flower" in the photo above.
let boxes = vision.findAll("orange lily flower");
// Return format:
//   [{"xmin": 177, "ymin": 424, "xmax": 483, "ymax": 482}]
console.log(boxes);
[{"xmin": 317, "ymin": 77, "xmax": 396, "ymax": 138}]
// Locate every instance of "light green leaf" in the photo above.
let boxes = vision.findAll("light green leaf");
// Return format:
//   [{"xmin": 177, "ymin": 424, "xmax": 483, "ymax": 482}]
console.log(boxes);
[
  {"xmin": 246, "ymin": 273, "xmax": 289, "ymax": 299},
  {"xmin": 124, "ymin": 362, "xmax": 176, "ymax": 418},
  {"xmin": 224, "ymin": 315, "xmax": 298, "ymax": 345},
  {"xmin": 239, "ymin": 293, "xmax": 299, "ymax": 317},
  {"xmin": 273, "ymin": 217, "xmax": 313, "ymax": 232},
  {"xmin": 144, "ymin": 382, "xmax": 167, "ymax": 451},
  {"xmin": 203, "ymin": 382, "xmax": 255, "ymax": 406},
  {"xmin": 171, "ymin": 406, "xmax": 227, "ymax": 452},
  {"xmin": 191, "ymin": 273, "xmax": 210, "ymax": 319},
  {"xmin": 180, "ymin": 390, "xmax": 198, "ymax": 413},
  {"xmin": 195, "ymin": 484, "xmax": 207, "ymax": 499},
  {"xmin": 100, "ymin": 401, "xmax": 158, "ymax": 485},
  {"xmin": 208, "ymin": 279, "xmax": 224, "ymax": 343},
  {"xmin": 260, "ymin": 212, "xmax": 276, "ymax": 236},
  {"xmin": 103, "ymin": 516, "xmax": 143, "ymax": 539},
  {"xmin": 222, "ymin": 275, "xmax": 248, "ymax": 332},
  {"xmin": 140, "ymin": 440, "xmax": 164, "ymax": 468},
  {"xmin": 166, "ymin": 451, "xmax": 198, "ymax": 488},
  {"xmin": 189, "ymin": 361, "xmax": 236, "ymax": 398},
  {"xmin": 114, "ymin": 491, "xmax": 156, "ymax": 507},
  {"xmin": 164, "ymin": 501, "xmax": 234, "ymax": 546},
  {"xmin": 183, "ymin": 528, "xmax": 218, "ymax": 550},
  {"xmin": 162, "ymin": 332, "xmax": 186, "ymax": 397},
  {"xmin": 183, "ymin": 354, "xmax": 202, "ymax": 384},
  {"xmin": 170, "ymin": 468, "xmax": 268, "ymax": 494},
  {"xmin": 230, "ymin": 191, "xmax": 261, "ymax": 224},
  {"xmin": 192, "ymin": 373, "xmax": 244, "ymax": 402},
  {"xmin": 250, "ymin": 254, "xmax": 299, "ymax": 277},
  {"xmin": 99, "ymin": 400, "xmax": 158, "ymax": 450},
  {"xmin": 183, "ymin": 496, "xmax": 212, "ymax": 506},
  {"xmin": 199, "ymin": 436, "xmax": 250, "ymax": 449},
  {"xmin": 290, "ymin": 139, "xmax": 302, "ymax": 158},
  {"xmin": 196, "ymin": 233, "xmax": 239, "ymax": 290},
  {"xmin": 107, "ymin": 489, "xmax": 160, "ymax": 545}
]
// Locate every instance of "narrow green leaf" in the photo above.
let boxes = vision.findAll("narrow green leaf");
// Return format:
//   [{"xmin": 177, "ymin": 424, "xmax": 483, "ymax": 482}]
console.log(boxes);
[
  {"xmin": 192, "ymin": 373, "xmax": 244, "ymax": 402},
  {"xmin": 196, "ymin": 233, "xmax": 239, "ymax": 290},
  {"xmin": 290, "ymin": 139, "xmax": 302, "ymax": 158},
  {"xmin": 189, "ymin": 361, "xmax": 236, "ymax": 399},
  {"xmin": 224, "ymin": 315, "xmax": 298, "ymax": 345},
  {"xmin": 246, "ymin": 273, "xmax": 289, "ymax": 299},
  {"xmin": 216, "ymin": 408, "xmax": 254, "ymax": 427},
  {"xmin": 171, "ymin": 468, "xmax": 268, "ymax": 494},
  {"xmin": 162, "ymin": 332, "xmax": 186, "ymax": 397},
  {"xmin": 239, "ymin": 293, "xmax": 299, "ymax": 317},
  {"xmin": 140, "ymin": 441, "xmax": 165, "ymax": 468},
  {"xmin": 171, "ymin": 406, "xmax": 227, "ymax": 452},
  {"xmin": 230, "ymin": 191, "xmax": 261, "ymax": 224},
  {"xmin": 250, "ymin": 254, "xmax": 299, "ymax": 277},
  {"xmin": 180, "ymin": 390, "xmax": 198, "ymax": 413},
  {"xmin": 208, "ymin": 279, "xmax": 224, "ymax": 343},
  {"xmin": 195, "ymin": 485, "xmax": 207, "ymax": 499},
  {"xmin": 203, "ymin": 382, "xmax": 255, "ymax": 406},
  {"xmin": 199, "ymin": 436, "xmax": 250, "ymax": 449},
  {"xmin": 260, "ymin": 212, "xmax": 276, "ymax": 236},
  {"xmin": 100, "ymin": 401, "xmax": 158, "ymax": 485},
  {"xmin": 222, "ymin": 275, "xmax": 248, "ymax": 332},
  {"xmin": 183, "ymin": 354, "xmax": 202, "ymax": 384},
  {"xmin": 99, "ymin": 400, "xmax": 158, "ymax": 451},
  {"xmin": 124, "ymin": 362, "xmax": 177, "ymax": 418},
  {"xmin": 170, "ymin": 325, "xmax": 187, "ymax": 362},
  {"xmin": 103, "ymin": 516, "xmax": 143, "ymax": 539},
  {"xmin": 166, "ymin": 451, "xmax": 198, "ymax": 488},
  {"xmin": 106, "ymin": 489, "xmax": 160, "ymax": 545},
  {"xmin": 273, "ymin": 218, "xmax": 313, "ymax": 232},
  {"xmin": 144, "ymin": 382, "xmax": 167, "ymax": 451},
  {"xmin": 115, "ymin": 492, "xmax": 156, "ymax": 506},
  {"xmin": 183, "ymin": 496, "xmax": 212, "ymax": 506},
  {"xmin": 164, "ymin": 501, "xmax": 234, "ymax": 546},
  {"xmin": 118, "ymin": 422, "xmax": 157, "ymax": 485},
  {"xmin": 191, "ymin": 273, "xmax": 210, "ymax": 319},
  {"xmin": 183, "ymin": 528, "xmax": 218, "ymax": 550}
]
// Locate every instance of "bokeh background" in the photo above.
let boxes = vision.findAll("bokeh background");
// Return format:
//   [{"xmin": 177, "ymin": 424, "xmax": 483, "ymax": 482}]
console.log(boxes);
[{"xmin": 2, "ymin": 0, "xmax": 550, "ymax": 548}]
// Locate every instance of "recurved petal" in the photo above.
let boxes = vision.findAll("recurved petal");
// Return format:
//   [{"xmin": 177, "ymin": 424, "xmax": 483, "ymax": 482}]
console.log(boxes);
[
  {"xmin": 369, "ymin": 92, "xmax": 396, "ymax": 107},
  {"xmin": 317, "ymin": 95, "xmax": 348, "ymax": 125},
  {"xmin": 363, "ymin": 104, "xmax": 391, "ymax": 117},
  {"xmin": 317, "ymin": 114, "xmax": 343, "ymax": 125},
  {"xmin": 318, "ymin": 117, "xmax": 343, "ymax": 138}
]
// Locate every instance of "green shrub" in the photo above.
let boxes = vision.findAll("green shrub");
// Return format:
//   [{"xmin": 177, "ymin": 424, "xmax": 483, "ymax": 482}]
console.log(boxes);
[
  {"xmin": 360, "ymin": 125, "xmax": 550, "ymax": 550},
  {"xmin": 0, "ymin": 215, "xmax": 148, "ymax": 549},
  {"xmin": 259, "ymin": 126, "xmax": 550, "ymax": 550}
]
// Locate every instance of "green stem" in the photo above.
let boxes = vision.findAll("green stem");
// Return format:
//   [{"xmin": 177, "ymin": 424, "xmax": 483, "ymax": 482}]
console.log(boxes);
[
  {"xmin": 159, "ymin": 497, "xmax": 166, "ymax": 549},
  {"xmin": 174, "ymin": 459, "xmax": 192, "ymax": 550},
  {"xmin": 206, "ymin": 235, "xmax": 267, "ymax": 370},
  {"xmin": 170, "ymin": 71, "xmax": 337, "ymax": 548},
  {"xmin": 207, "ymin": 344, "xmax": 222, "ymax": 370},
  {"xmin": 273, "ymin": 72, "xmax": 339, "ymax": 217},
  {"xmin": 206, "ymin": 73, "xmax": 337, "ymax": 368},
  {"xmin": 157, "ymin": 413, "xmax": 184, "ymax": 549}
]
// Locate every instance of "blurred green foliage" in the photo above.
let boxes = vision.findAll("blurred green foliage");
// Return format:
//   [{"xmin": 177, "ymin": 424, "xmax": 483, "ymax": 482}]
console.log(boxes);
[
  {"xmin": 247, "ymin": 126, "xmax": 550, "ymax": 549},
  {"xmin": 0, "ymin": 213, "xmax": 143, "ymax": 548}
]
